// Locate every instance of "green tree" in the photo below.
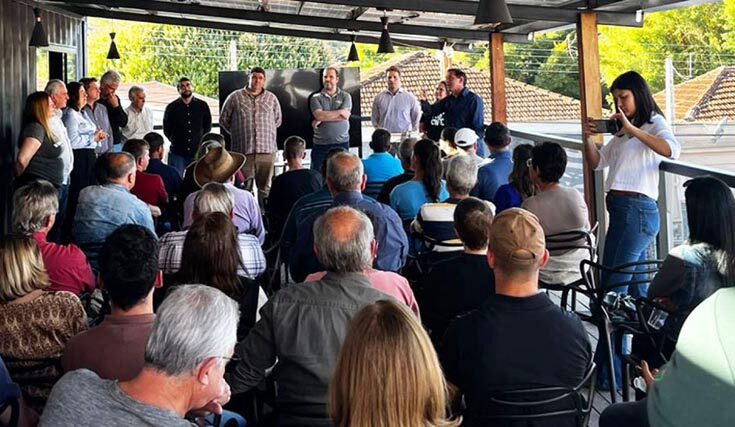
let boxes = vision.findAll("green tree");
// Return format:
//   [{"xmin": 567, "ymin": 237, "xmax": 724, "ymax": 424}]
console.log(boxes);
[{"xmin": 534, "ymin": 33, "xmax": 581, "ymax": 99}]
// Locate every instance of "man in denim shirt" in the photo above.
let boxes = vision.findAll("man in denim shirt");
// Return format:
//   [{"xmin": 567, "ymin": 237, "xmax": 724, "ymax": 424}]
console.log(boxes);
[{"xmin": 73, "ymin": 152, "xmax": 155, "ymax": 267}]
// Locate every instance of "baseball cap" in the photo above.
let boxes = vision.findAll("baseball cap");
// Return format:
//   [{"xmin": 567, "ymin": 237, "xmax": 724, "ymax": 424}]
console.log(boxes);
[
  {"xmin": 454, "ymin": 128, "xmax": 478, "ymax": 148},
  {"xmin": 488, "ymin": 208, "xmax": 546, "ymax": 267}
]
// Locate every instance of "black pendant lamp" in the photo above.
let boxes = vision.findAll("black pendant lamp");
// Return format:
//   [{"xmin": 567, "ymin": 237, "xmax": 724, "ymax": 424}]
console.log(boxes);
[
  {"xmin": 474, "ymin": 0, "xmax": 513, "ymax": 28},
  {"xmin": 107, "ymin": 32, "xmax": 120, "ymax": 59},
  {"xmin": 377, "ymin": 16, "xmax": 394, "ymax": 54},
  {"xmin": 347, "ymin": 35, "xmax": 360, "ymax": 62},
  {"xmin": 29, "ymin": 8, "xmax": 49, "ymax": 47}
]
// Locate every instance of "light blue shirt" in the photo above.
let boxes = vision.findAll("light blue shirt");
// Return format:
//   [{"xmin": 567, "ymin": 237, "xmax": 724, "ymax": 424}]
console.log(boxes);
[
  {"xmin": 363, "ymin": 152, "xmax": 404, "ymax": 183},
  {"xmin": 472, "ymin": 150, "xmax": 513, "ymax": 202},
  {"xmin": 371, "ymin": 88, "xmax": 422, "ymax": 133},
  {"xmin": 390, "ymin": 180, "xmax": 450, "ymax": 220},
  {"xmin": 82, "ymin": 103, "xmax": 113, "ymax": 155},
  {"xmin": 62, "ymin": 108, "xmax": 97, "ymax": 150},
  {"xmin": 73, "ymin": 183, "xmax": 155, "ymax": 247}
]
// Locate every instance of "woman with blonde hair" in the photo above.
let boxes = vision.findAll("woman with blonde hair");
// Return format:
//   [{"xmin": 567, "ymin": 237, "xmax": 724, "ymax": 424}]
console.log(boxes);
[
  {"xmin": 0, "ymin": 235, "xmax": 87, "ymax": 412},
  {"xmin": 15, "ymin": 92, "xmax": 64, "ymax": 189},
  {"xmin": 330, "ymin": 299, "xmax": 460, "ymax": 427}
]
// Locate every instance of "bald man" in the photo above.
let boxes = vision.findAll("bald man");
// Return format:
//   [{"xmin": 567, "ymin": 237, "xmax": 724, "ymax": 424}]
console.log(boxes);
[
  {"xmin": 228, "ymin": 206, "xmax": 393, "ymax": 426},
  {"xmin": 73, "ymin": 152, "xmax": 155, "ymax": 267},
  {"xmin": 289, "ymin": 152, "xmax": 408, "ymax": 282}
]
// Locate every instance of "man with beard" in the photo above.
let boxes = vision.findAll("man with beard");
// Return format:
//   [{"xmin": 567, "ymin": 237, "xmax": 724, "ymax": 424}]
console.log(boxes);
[
  {"xmin": 309, "ymin": 67, "xmax": 352, "ymax": 172},
  {"xmin": 163, "ymin": 77, "xmax": 213, "ymax": 176}
]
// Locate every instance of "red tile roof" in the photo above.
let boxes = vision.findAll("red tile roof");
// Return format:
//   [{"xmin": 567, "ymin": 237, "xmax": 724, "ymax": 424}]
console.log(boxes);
[
  {"xmin": 359, "ymin": 51, "xmax": 584, "ymax": 122},
  {"xmin": 653, "ymin": 67, "xmax": 723, "ymax": 123}
]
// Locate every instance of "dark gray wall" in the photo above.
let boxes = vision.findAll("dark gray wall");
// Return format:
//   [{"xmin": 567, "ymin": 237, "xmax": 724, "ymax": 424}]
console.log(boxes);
[{"xmin": 0, "ymin": 0, "xmax": 84, "ymax": 235}]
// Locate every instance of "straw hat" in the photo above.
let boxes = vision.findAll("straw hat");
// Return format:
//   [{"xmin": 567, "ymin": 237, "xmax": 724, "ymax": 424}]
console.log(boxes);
[{"xmin": 193, "ymin": 145, "xmax": 246, "ymax": 187}]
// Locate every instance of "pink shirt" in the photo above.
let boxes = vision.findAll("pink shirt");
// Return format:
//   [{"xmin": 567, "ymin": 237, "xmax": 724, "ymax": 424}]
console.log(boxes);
[
  {"xmin": 305, "ymin": 269, "xmax": 420, "ymax": 317},
  {"xmin": 34, "ymin": 232, "xmax": 95, "ymax": 295}
]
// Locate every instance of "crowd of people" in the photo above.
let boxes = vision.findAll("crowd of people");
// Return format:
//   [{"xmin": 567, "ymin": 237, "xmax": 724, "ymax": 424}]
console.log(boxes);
[{"xmin": 2, "ymin": 65, "xmax": 734, "ymax": 427}]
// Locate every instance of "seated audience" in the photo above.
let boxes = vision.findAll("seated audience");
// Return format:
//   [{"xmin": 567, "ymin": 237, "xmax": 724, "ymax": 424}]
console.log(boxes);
[
  {"xmin": 523, "ymin": 141, "xmax": 590, "ymax": 285},
  {"xmin": 377, "ymin": 137, "xmax": 417, "ymax": 205},
  {"xmin": 600, "ymin": 287, "xmax": 735, "ymax": 427},
  {"xmin": 440, "ymin": 209, "xmax": 591, "ymax": 426},
  {"xmin": 362, "ymin": 129, "xmax": 403, "ymax": 194},
  {"xmin": 159, "ymin": 182, "xmax": 265, "ymax": 279},
  {"xmin": 62, "ymin": 225, "xmax": 160, "ymax": 381},
  {"xmin": 453, "ymin": 127, "xmax": 485, "ymax": 166},
  {"xmin": 421, "ymin": 197, "xmax": 495, "ymax": 345},
  {"xmin": 143, "ymin": 132, "xmax": 182, "ymax": 202},
  {"xmin": 229, "ymin": 207, "xmax": 395, "ymax": 426},
  {"xmin": 1, "ymin": 355, "xmax": 38, "ymax": 426},
  {"xmin": 280, "ymin": 146, "xmax": 346, "ymax": 263},
  {"xmin": 494, "ymin": 143, "xmax": 535, "ymax": 213},
  {"xmin": 41, "ymin": 286, "xmax": 238, "ymax": 426},
  {"xmin": 473, "ymin": 122, "xmax": 513, "ymax": 202},
  {"xmin": 13, "ymin": 181, "xmax": 94, "ymax": 296},
  {"xmin": 173, "ymin": 212, "xmax": 266, "ymax": 340},
  {"xmin": 0, "ymin": 236, "xmax": 87, "ymax": 413},
  {"xmin": 73, "ymin": 152, "xmax": 155, "ymax": 266},
  {"xmin": 123, "ymin": 138, "xmax": 168, "ymax": 210},
  {"xmin": 179, "ymin": 133, "xmax": 224, "ymax": 204},
  {"xmin": 267, "ymin": 136, "xmax": 323, "ymax": 240},
  {"xmin": 390, "ymin": 139, "xmax": 449, "ymax": 221},
  {"xmin": 330, "ymin": 300, "xmax": 460, "ymax": 427},
  {"xmin": 438, "ymin": 127, "xmax": 459, "ymax": 159},
  {"xmin": 183, "ymin": 145, "xmax": 265, "ymax": 244},
  {"xmin": 412, "ymin": 155, "xmax": 481, "ymax": 253},
  {"xmin": 290, "ymin": 152, "xmax": 408, "ymax": 282}
]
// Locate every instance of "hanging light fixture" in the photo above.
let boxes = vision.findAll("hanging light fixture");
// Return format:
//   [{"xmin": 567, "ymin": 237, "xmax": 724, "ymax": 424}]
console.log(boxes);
[
  {"xmin": 474, "ymin": 0, "xmax": 513, "ymax": 28},
  {"xmin": 107, "ymin": 32, "xmax": 120, "ymax": 59},
  {"xmin": 377, "ymin": 15, "xmax": 394, "ymax": 54},
  {"xmin": 29, "ymin": 7, "xmax": 49, "ymax": 47},
  {"xmin": 347, "ymin": 35, "xmax": 360, "ymax": 62}
]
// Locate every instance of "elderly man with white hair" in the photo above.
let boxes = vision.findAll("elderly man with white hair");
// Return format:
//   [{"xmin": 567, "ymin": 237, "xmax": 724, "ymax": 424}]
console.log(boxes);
[
  {"xmin": 97, "ymin": 70, "xmax": 128, "ymax": 151},
  {"xmin": 122, "ymin": 85, "xmax": 154, "ymax": 141},
  {"xmin": 40, "ymin": 285, "xmax": 240, "ymax": 426},
  {"xmin": 229, "ymin": 206, "xmax": 394, "ymax": 426}
]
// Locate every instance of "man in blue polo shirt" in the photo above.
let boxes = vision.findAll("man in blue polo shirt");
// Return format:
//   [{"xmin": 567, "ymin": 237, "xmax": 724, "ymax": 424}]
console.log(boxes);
[
  {"xmin": 362, "ymin": 129, "xmax": 403, "ymax": 199},
  {"xmin": 422, "ymin": 68, "xmax": 487, "ymax": 158},
  {"xmin": 473, "ymin": 122, "xmax": 513, "ymax": 202}
]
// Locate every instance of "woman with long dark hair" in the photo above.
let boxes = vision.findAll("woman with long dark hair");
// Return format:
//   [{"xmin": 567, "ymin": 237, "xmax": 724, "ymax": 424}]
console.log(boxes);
[
  {"xmin": 492, "ymin": 144, "xmax": 535, "ymax": 213},
  {"xmin": 174, "ymin": 212, "xmax": 261, "ymax": 339},
  {"xmin": 390, "ymin": 139, "xmax": 449, "ymax": 220},
  {"xmin": 15, "ymin": 92, "xmax": 64, "ymax": 189}
]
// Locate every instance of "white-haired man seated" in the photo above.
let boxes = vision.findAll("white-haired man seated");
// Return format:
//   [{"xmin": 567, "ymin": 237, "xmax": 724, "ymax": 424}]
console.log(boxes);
[{"xmin": 40, "ymin": 285, "xmax": 239, "ymax": 426}]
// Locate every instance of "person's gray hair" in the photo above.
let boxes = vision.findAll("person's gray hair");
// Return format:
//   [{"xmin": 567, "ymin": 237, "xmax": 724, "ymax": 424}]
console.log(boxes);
[
  {"xmin": 399, "ymin": 137, "xmax": 417, "ymax": 164},
  {"xmin": 12, "ymin": 180, "xmax": 58, "ymax": 235},
  {"xmin": 446, "ymin": 155, "xmax": 478, "ymax": 196},
  {"xmin": 100, "ymin": 70, "xmax": 122, "ymax": 86},
  {"xmin": 327, "ymin": 152, "xmax": 363, "ymax": 192},
  {"xmin": 128, "ymin": 85, "xmax": 145, "ymax": 101},
  {"xmin": 144, "ymin": 285, "xmax": 239, "ymax": 377},
  {"xmin": 44, "ymin": 79, "xmax": 65, "ymax": 96},
  {"xmin": 193, "ymin": 182, "xmax": 234, "ymax": 218},
  {"xmin": 313, "ymin": 206, "xmax": 374, "ymax": 273}
]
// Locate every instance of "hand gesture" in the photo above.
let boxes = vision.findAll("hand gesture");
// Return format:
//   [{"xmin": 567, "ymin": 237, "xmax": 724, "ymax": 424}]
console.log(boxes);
[
  {"xmin": 107, "ymin": 94, "xmax": 120, "ymax": 108},
  {"xmin": 149, "ymin": 205, "xmax": 162, "ymax": 218},
  {"xmin": 610, "ymin": 111, "xmax": 633, "ymax": 137},
  {"xmin": 641, "ymin": 360, "xmax": 660, "ymax": 390},
  {"xmin": 94, "ymin": 129, "xmax": 107, "ymax": 142},
  {"xmin": 420, "ymin": 90, "xmax": 428, "ymax": 102},
  {"xmin": 583, "ymin": 117, "xmax": 598, "ymax": 139}
]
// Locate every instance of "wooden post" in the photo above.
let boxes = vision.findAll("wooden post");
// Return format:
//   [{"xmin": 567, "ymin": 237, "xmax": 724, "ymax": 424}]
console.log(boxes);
[
  {"xmin": 577, "ymin": 12, "xmax": 603, "ymax": 226},
  {"xmin": 490, "ymin": 32, "xmax": 507, "ymax": 123}
]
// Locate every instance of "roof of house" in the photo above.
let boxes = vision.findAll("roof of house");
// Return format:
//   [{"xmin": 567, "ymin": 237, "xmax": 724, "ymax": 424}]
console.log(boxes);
[
  {"xmin": 653, "ymin": 66, "xmax": 735, "ymax": 123},
  {"xmin": 117, "ymin": 81, "xmax": 220, "ymax": 122},
  {"xmin": 359, "ymin": 51, "xmax": 584, "ymax": 123}
]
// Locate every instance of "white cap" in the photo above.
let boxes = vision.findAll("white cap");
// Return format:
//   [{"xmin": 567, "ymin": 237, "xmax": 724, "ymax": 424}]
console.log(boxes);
[{"xmin": 455, "ymin": 128, "xmax": 478, "ymax": 148}]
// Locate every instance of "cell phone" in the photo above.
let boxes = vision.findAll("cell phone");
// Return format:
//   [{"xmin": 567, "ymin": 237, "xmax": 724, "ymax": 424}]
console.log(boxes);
[{"xmin": 592, "ymin": 119, "xmax": 620, "ymax": 134}]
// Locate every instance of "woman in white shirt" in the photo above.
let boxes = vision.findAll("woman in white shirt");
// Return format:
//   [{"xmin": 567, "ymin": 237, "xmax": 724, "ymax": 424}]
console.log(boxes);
[{"xmin": 584, "ymin": 71, "xmax": 680, "ymax": 391}]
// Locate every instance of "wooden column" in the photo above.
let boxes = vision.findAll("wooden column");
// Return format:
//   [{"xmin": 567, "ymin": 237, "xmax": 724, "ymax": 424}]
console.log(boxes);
[
  {"xmin": 490, "ymin": 32, "xmax": 507, "ymax": 123},
  {"xmin": 577, "ymin": 12, "xmax": 603, "ymax": 226}
]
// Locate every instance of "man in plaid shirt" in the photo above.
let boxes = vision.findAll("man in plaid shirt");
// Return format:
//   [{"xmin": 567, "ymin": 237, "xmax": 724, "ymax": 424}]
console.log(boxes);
[{"xmin": 220, "ymin": 67, "xmax": 282, "ymax": 207}]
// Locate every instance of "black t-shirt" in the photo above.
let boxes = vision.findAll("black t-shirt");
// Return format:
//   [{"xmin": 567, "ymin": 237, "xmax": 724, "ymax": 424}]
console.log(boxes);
[
  {"xmin": 267, "ymin": 169, "xmax": 323, "ymax": 239},
  {"xmin": 440, "ymin": 292, "xmax": 591, "ymax": 426},
  {"xmin": 377, "ymin": 171, "xmax": 414, "ymax": 205},
  {"xmin": 18, "ymin": 122, "xmax": 64, "ymax": 186},
  {"xmin": 421, "ymin": 252, "xmax": 495, "ymax": 344}
]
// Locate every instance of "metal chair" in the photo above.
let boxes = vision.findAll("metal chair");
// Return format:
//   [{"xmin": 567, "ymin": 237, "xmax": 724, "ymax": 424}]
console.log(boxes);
[{"xmin": 465, "ymin": 363, "xmax": 597, "ymax": 427}]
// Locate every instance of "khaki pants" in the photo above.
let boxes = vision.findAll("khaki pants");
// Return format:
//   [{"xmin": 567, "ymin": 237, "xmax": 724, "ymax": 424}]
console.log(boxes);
[{"xmin": 243, "ymin": 153, "xmax": 276, "ymax": 208}]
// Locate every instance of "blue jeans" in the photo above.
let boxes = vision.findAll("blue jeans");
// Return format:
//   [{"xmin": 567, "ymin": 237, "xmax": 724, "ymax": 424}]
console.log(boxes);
[
  {"xmin": 596, "ymin": 192, "xmax": 660, "ymax": 390},
  {"xmin": 310, "ymin": 142, "xmax": 349, "ymax": 172},
  {"xmin": 168, "ymin": 152, "xmax": 193, "ymax": 177}
]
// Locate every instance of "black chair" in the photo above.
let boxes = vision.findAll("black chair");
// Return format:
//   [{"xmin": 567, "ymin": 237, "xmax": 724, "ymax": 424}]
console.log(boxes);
[
  {"xmin": 577, "ymin": 259, "xmax": 665, "ymax": 402},
  {"xmin": 539, "ymin": 223, "xmax": 598, "ymax": 311},
  {"xmin": 465, "ymin": 363, "xmax": 597, "ymax": 427},
  {"xmin": 362, "ymin": 181, "xmax": 386, "ymax": 200}
]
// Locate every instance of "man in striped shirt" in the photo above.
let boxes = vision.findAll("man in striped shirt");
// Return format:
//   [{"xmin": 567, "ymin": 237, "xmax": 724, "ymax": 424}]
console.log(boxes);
[{"xmin": 220, "ymin": 66, "xmax": 282, "ymax": 207}]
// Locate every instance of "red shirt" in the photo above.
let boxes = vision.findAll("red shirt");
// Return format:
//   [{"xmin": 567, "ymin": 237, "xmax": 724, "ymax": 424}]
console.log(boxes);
[
  {"xmin": 131, "ymin": 171, "xmax": 168, "ymax": 207},
  {"xmin": 33, "ymin": 232, "xmax": 96, "ymax": 295}
]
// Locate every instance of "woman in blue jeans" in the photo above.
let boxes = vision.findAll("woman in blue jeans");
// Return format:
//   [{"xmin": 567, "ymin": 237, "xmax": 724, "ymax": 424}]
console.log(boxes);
[{"xmin": 584, "ymin": 71, "xmax": 681, "ymax": 390}]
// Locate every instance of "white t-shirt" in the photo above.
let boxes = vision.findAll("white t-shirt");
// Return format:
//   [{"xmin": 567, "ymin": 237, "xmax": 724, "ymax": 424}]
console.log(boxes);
[{"xmin": 596, "ymin": 114, "xmax": 680, "ymax": 200}]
